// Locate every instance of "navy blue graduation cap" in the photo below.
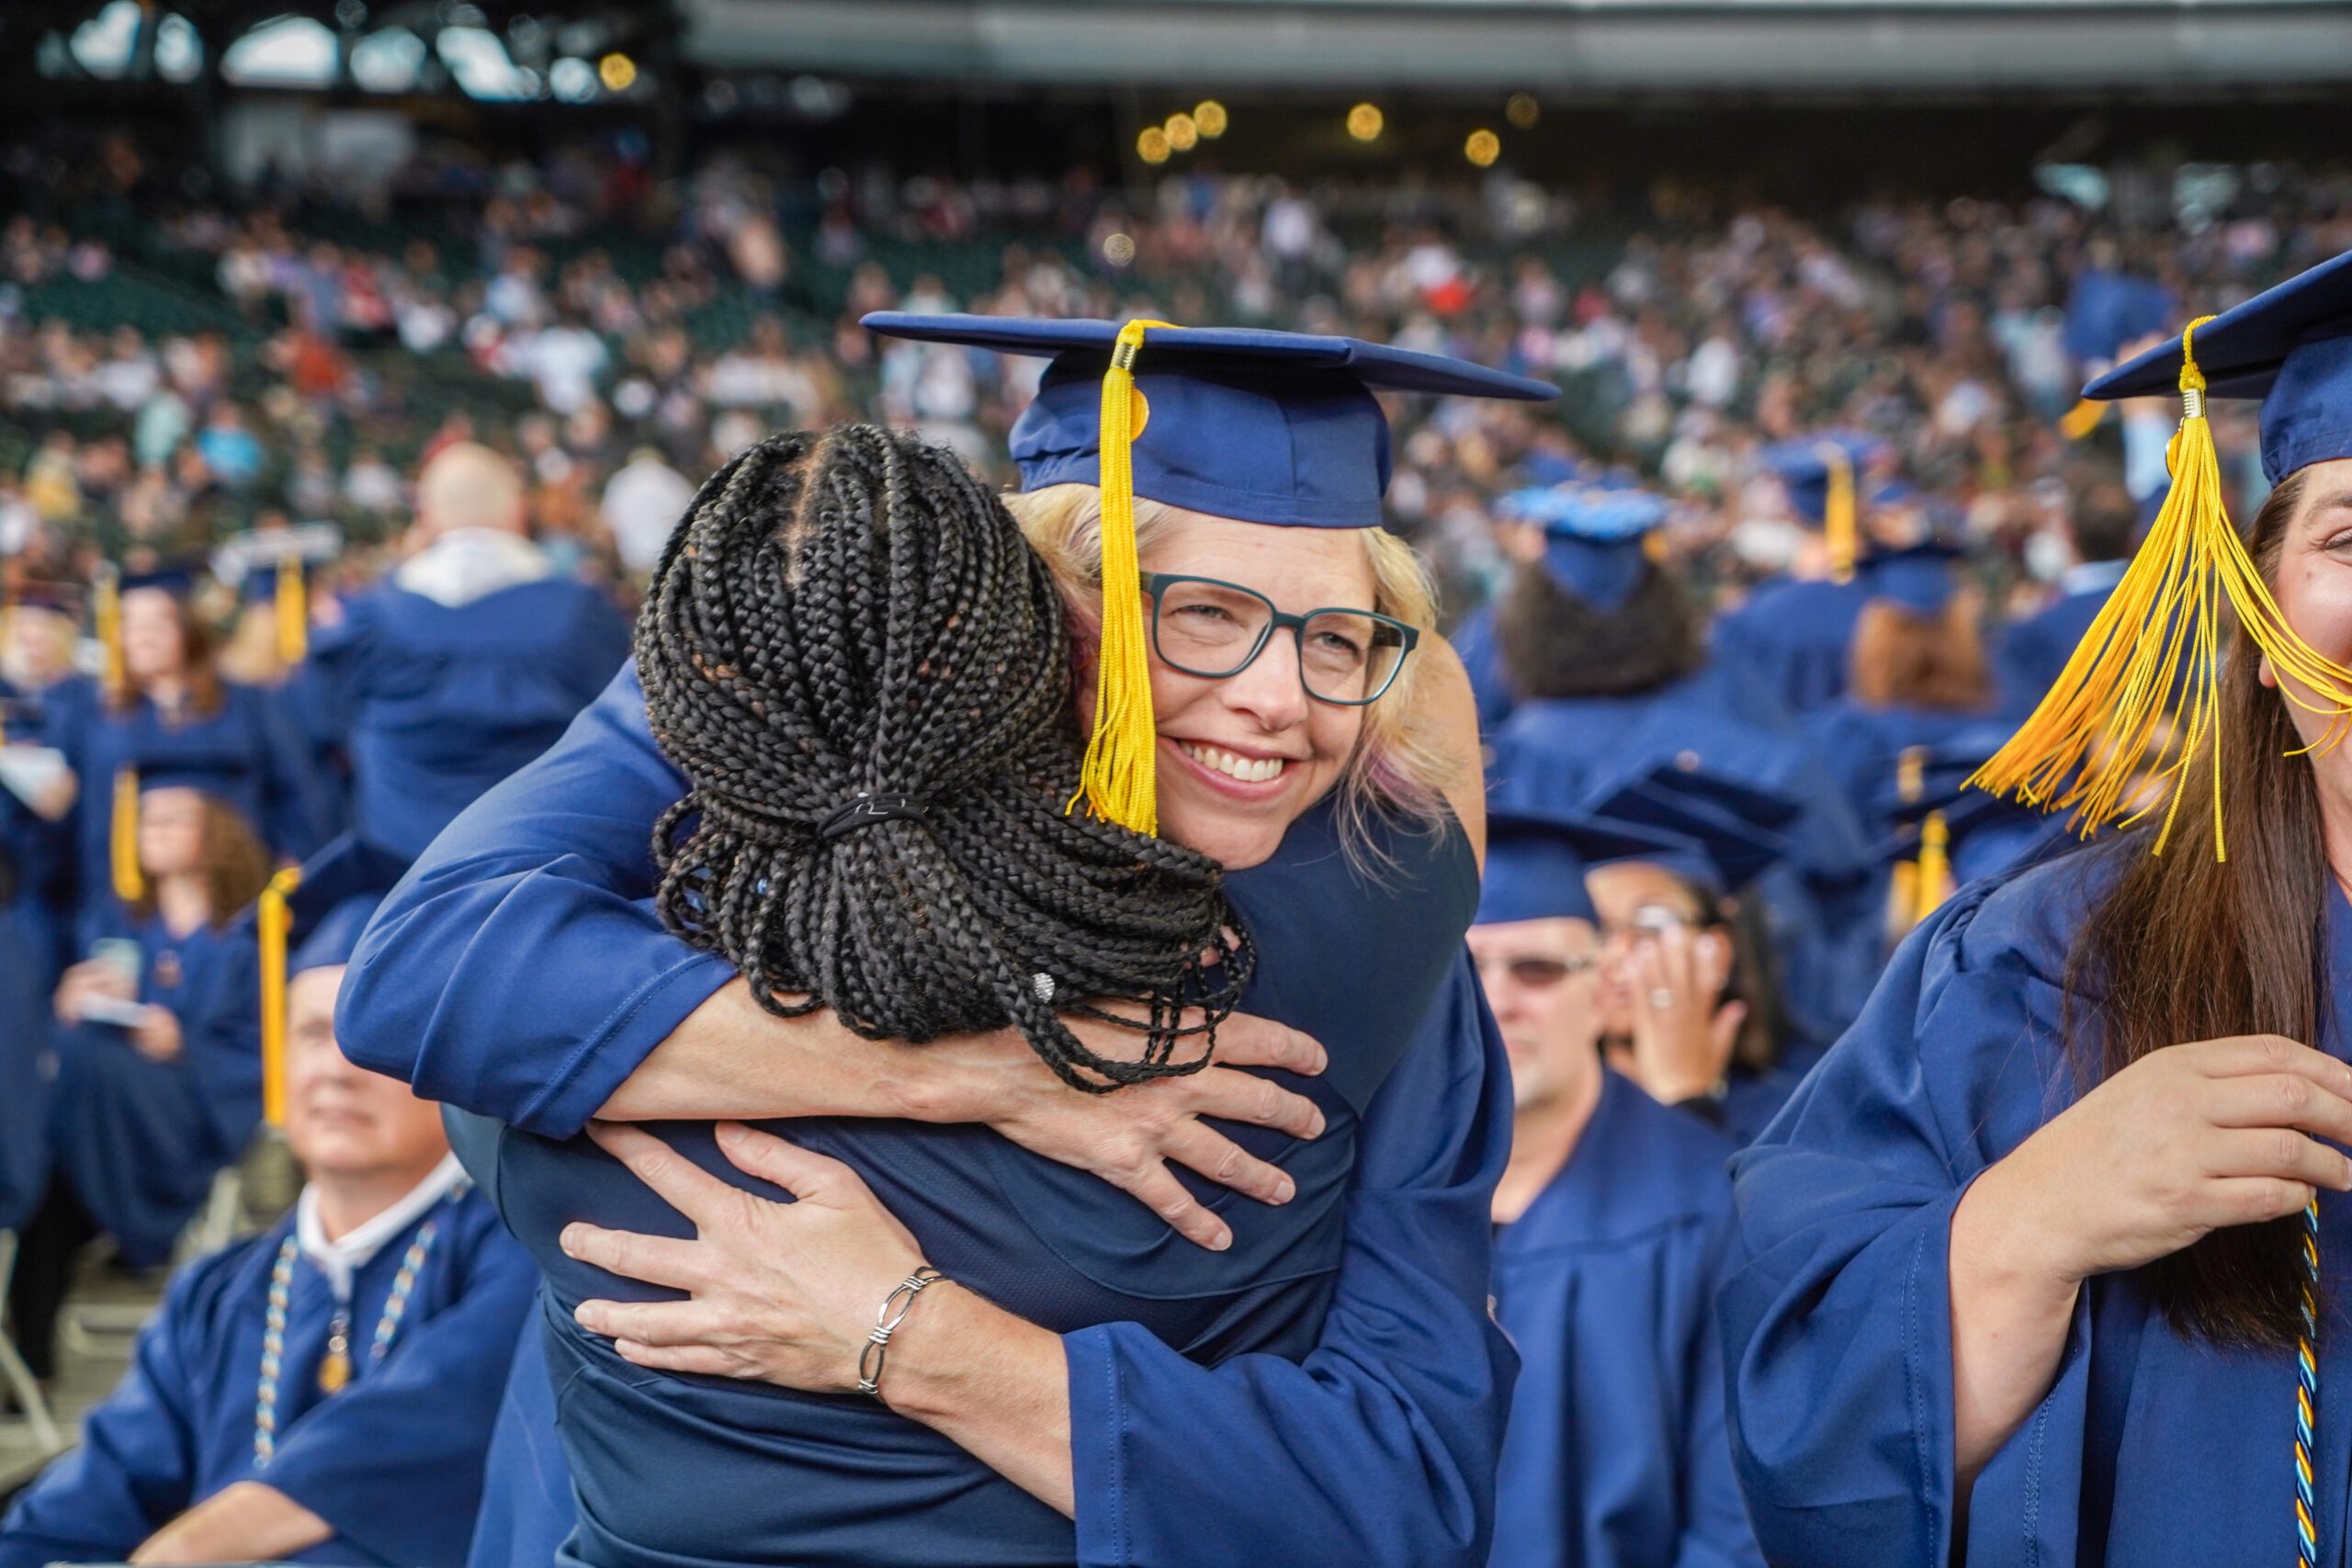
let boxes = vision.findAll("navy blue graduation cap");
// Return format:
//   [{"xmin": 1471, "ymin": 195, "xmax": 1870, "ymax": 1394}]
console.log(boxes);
[
  {"xmin": 116, "ymin": 564, "xmax": 198, "ymax": 597},
  {"xmin": 1977, "ymin": 245, "xmax": 2352, "ymax": 854},
  {"xmin": 1499, "ymin": 485, "xmax": 1668, "ymax": 612},
  {"xmin": 253, "ymin": 834, "xmax": 413, "ymax": 1123},
  {"xmin": 1874, "ymin": 728, "xmax": 2044, "ymax": 932},
  {"xmin": 2064, "ymin": 269, "xmax": 2176, "ymax": 367},
  {"xmin": 1478, "ymin": 808, "xmax": 1698, "ymax": 927},
  {"xmin": 865, "ymin": 313, "xmax": 1559, "ymax": 529},
  {"xmin": 861, "ymin": 313, "xmax": 1557, "ymax": 840},
  {"xmin": 1757, "ymin": 432, "xmax": 1892, "ymax": 527},
  {"xmin": 6, "ymin": 580, "xmax": 83, "ymax": 618},
  {"xmin": 1584, "ymin": 759, "xmax": 1800, "ymax": 896},
  {"xmin": 2088, "ymin": 246, "xmax": 2352, "ymax": 484},
  {"xmin": 109, "ymin": 747, "xmax": 271, "ymax": 905},
  {"xmin": 1867, "ymin": 541, "xmax": 1962, "ymax": 617}
]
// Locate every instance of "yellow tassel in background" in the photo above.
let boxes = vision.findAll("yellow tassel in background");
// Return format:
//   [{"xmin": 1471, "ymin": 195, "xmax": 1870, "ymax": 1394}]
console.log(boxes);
[
  {"xmin": 1971, "ymin": 318, "xmax": 2352, "ymax": 857},
  {"xmin": 2059, "ymin": 398, "xmax": 2108, "ymax": 441},
  {"xmin": 94, "ymin": 566, "xmax": 124, "ymax": 702},
  {"xmin": 1820, "ymin": 442, "xmax": 1857, "ymax": 585},
  {"xmin": 258, "ymin": 866, "xmax": 300, "ymax": 1128},
  {"xmin": 1069, "ymin": 318, "xmax": 1173, "ymax": 838},
  {"xmin": 1912, "ymin": 809, "xmax": 1953, "ymax": 926},
  {"xmin": 276, "ymin": 556, "xmax": 307, "ymax": 665},
  {"xmin": 110, "ymin": 767, "xmax": 143, "ymax": 904}
]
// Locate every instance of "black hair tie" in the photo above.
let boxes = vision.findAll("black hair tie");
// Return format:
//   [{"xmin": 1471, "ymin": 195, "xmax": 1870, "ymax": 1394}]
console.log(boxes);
[{"xmin": 817, "ymin": 792, "xmax": 930, "ymax": 840}]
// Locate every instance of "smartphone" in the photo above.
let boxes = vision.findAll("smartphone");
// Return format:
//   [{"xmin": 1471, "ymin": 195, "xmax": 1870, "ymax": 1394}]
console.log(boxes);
[{"xmin": 89, "ymin": 938, "xmax": 141, "ymax": 992}]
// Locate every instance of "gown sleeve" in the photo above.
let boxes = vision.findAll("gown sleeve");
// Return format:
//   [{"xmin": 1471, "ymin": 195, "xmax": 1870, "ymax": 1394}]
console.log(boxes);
[
  {"xmin": 1061, "ymin": 954, "xmax": 1516, "ymax": 1568},
  {"xmin": 244, "ymin": 682, "xmax": 334, "ymax": 862},
  {"xmin": 1718, "ymin": 868, "xmax": 2092, "ymax": 1568},
  {"xmin": 337, "ymin": 664, "xmax": 733, "ymax": 1137},
  {"xmin": 1679, "ymin": 1207, "xmax": 1766, "ymax": 1568},
  {"xmin": 254, "ymin": 1213, "xmax": 539, "ymax": 1568},
  {"xmin": 0, "ymin": 1260, "xmax": 209, "ymax": 1568}
]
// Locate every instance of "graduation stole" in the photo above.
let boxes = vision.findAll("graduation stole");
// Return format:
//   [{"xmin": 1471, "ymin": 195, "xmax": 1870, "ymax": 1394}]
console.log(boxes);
[{"xmin": 1970, "ymin": 317, "xmax": 2352, "ymax": 857}]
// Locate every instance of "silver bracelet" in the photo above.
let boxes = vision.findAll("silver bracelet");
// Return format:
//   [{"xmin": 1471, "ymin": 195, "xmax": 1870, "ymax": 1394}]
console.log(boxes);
[{"xmin": 857, "ymin": 1267, "xmax": 945, "ymax": 1400}]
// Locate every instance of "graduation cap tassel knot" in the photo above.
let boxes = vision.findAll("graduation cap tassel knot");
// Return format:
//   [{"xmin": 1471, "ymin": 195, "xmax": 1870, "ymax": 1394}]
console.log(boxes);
[
  {"xmin": 1971, "ymin": 317, "xmax": 2352, "ymax": 857},
  {"xmin": 1819, "ymin": 442, "xmax": 1857, "ymax": 585},
  {"xmin": 1070, "ymin": 318, "xmax": 1174, "ymax": 838},
  {"xmin": 258, "ymin": 866, "xmax": 300, "ymax": 1129}
]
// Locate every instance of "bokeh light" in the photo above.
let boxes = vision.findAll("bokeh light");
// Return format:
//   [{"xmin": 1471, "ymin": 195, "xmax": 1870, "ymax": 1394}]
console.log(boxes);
[
  {"xmin": 1166, "ymin": 113, "xmax": 1199, "ymax": 152},
  {"xmin": 1506, "ymin": 93, "xmax": 1540, "ymax": 130},
  {"xmin": 597, "ymin": 52, "xmax": 636, "ymax": 91},
  {"xmin": 1346, "ymin": 103, "xmax": 1384, "ymax": 141},
  {"xmin": 1137, "ymin": 126, "xmax": 1171, "ymax": 164},
  {"xmin": 1195, "ymin": 100, "xmax": 1228, "ymax": 138},
  {"xmin": 1465, "ymin": 129, "xmax": 1501, "ymax": 167}
]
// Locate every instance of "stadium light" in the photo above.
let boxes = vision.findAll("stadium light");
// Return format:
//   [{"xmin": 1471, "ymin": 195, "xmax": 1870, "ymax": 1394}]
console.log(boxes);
[
  {"xmin": 1464, "ymin": 129, "xmax": 1501, "ymax": 167},
  {"xmin": 1506, "ymin": 93, "xmax": 1539, "ymax": 130},
  {"xmin": 1195, "ymin": 100, "xmax": 1227, "ymax": 139},
  {"xmin": 599, "ymin": 52, "xmax": 638, "ymax": 91},
  {"xmin": 1346, "ymin": 103, "xmax": 1383, "ymax": 141},
  {"xmin": 68, "ymin": 0, "xmax": 141, "ymax": 79},
  {"xmin": 1136, "ymin": 126, "xmax": 1171, "ymax": 164},
  {"xmin": 548, "ymin": 56, "xmax": 598, "ymax": 102},
  {"xmin": 221, "ymin": 15, "xmax": 340, "ymax": 88},
  {"xmin": 1165, "ymin": 113, "xmax": 1199, "ymax": 152},
  {"xmin": 1102, "ymin": 232, "xmax": 1137, "ymax": 266},
  {"xmin": 350, "ymin": 27, "xmax": 426, "ymax": 92}
]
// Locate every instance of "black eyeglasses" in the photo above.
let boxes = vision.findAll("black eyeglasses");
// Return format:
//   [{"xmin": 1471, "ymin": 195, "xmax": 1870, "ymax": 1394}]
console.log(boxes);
[
  {"xmin": 1139, "ymin": 573, "xmax": 1419, "ymax": 706},
  {"xmin": 1473, "ymin": 953, "xmax": 1600, "ymax": 988}
]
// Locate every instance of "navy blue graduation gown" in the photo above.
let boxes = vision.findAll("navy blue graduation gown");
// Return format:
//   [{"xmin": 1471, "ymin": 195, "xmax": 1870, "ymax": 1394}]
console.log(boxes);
[
  {"xmin": 51, "ymin": 905, "xmax": 258, "ymax": 1266},
  {"xmin": 1709, "ymin": 575, "xmax": 1874, "ymax": 717},
  {"xmin": 2, "ymin": 673, "xmax": 89, "ymax": 982},
  {"xmin": 1996, "ymin": 581, "xmax": 2120, "ymax": 720},
  {"xmin": 300, "ymin": 577, "xmax": 631, "ymax": 859},
  {"xmin": 1801, "ymin": 702, "xmax": 2001, "ymax": 839},
  {"xmin": 468, "ymin": 1328, "xmax": 575, "ymax": 1568},
  {"xmin": 0, "ymin": 905, "xmax": 55, "ymax": 1235},
  {"xmin": 343, "ymin": 664, "xmax": 1518, "ymax": 1568},
  {"xmin": 67, "ymin": 684, "xmax": 330, "ymax": 911},
  {"xmin": 0, "ymin": 1187, "xmax": 535, "ymax": 1568},
  {"xmin": 1485, "ymin": 668, "xmax": 1880, "ymax": 1060},
  {"xmin": 1491, "ymin": 1071, "xmax": 1761, "ymax": 1568},
  {"xmin": 1722, "ymin": 843, "xmax": 2352, "ymax": 1567}
]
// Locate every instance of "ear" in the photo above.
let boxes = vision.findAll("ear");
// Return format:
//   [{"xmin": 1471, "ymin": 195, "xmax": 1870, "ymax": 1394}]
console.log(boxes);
[{"xmin": 2259, "ymin": 650, "xmax": 2278, "ymax": 689}]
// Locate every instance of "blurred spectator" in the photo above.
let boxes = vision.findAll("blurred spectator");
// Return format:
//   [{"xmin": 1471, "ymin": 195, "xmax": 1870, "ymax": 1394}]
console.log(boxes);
[{"xmin": 600, "ymin": 446, "xmax": 696, "ymax": 576}]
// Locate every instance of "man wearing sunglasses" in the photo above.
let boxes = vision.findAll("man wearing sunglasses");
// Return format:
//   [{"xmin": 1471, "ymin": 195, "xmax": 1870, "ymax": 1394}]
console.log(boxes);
[{"xmin": 1471, "ymin": 809, "xmax": 1764, "ymax": 1568}]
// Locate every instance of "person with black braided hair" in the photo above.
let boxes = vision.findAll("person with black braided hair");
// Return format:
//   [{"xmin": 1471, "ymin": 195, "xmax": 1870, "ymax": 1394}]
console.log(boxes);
[{"xmin": 342, "ymin": 319, "xmax": 1555, "ymax": 1568}]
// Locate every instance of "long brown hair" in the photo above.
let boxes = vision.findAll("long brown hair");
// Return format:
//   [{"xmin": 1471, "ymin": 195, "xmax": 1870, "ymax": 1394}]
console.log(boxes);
[
  {"xmin": 2066, "ymin": 468, "xmax": 2322, "ymax": 1347},
  {"xmin": 110, "ymin": 594, "xmax": 225, "ymax": 719},
  {"xmin": 130, "ymin": 793, "xmax": 274, "ymax": 931},
  {"xmin": 1849, "ymin": 597, "xmax": 1992, "ymax": 710}
]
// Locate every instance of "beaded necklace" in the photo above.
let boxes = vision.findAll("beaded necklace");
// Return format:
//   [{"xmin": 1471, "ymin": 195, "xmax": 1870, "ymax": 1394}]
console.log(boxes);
[{"xmin": 253, "ymin": 1183, "xmax": 466, "ymax": 1467}]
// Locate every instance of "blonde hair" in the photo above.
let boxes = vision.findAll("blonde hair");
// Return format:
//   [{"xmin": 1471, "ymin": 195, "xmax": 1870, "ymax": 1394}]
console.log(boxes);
[{"xmin": 1004, "ymin": 482, "xmax": 1451, "ymax": 857}]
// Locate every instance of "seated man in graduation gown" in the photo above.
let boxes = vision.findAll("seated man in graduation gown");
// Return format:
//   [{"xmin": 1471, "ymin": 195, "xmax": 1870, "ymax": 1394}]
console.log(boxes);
[
  {"xmin": 0, "ymin": 863, "xmax": 536, "ymax": 1568},
  {"xmin": 1473, "ymin": 810, "xmax": 1764, "ymax": 1568},
  {"xmin": 298, "ymin": 441, "xmax": 632, "ymax": 858}
]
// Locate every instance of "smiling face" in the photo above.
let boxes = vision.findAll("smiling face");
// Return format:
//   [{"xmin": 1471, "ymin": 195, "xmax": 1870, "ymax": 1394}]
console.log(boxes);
[
  {"xmin": 282, "ymin": 964, "xmax": 450, "ymax": 1184},
  {"xmin": 1125, "ymin": 513, "xmax": 1377, "ymax": 868},
  {"xmin": 2259, "ymin": 460, "xmax": 2352, "ymax": 805}
]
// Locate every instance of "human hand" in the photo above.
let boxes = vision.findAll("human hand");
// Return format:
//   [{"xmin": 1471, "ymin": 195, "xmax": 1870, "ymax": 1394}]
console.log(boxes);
[
  {"xmin": 1967, "ymin": 1034, "xmax": 2352, "ymax": 1289},
  {"xmin": 130, "ymin": 1481, "xmax": 332, "ymax": 1564},
  {"xmin": 1619, "ymin": 923, "xmax": 1744, "ymax": 1105},
  {"xmin": 564, "ymin": 1121, "xmax": 929, "ymax": 1393},
  {"xmin": 912, "ymin": 1010, "xmax": 1329, "ymax": 1252},
  {"xmin": 132, "ymin": 1005, "xmax": 184, "ymax": 1063},
  {"xmin": 53, "ymin": 958, "xmax": 131, "ymax": 1025}
]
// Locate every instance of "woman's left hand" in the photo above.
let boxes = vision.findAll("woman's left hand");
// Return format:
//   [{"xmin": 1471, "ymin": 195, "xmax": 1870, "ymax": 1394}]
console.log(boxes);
[
  {"xmin": 562, "ymin": 1121, "xmax": 928, "ymax": 1392},
  {"xmin": 1620, "ymin": 922, "xmax": 1745, "ymax": 1105}
]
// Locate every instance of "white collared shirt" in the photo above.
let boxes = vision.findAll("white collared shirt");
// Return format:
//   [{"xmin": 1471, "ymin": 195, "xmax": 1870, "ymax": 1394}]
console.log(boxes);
[
  {"xmin": 294, "ymin": 1153, "xmax": 468, "ymax": 1304},
  {"xmin": 2059, "ymin": 558, "xmax": 2130, "ymax": 598},
  {"xmin": 394, "ymin": 527, "xmax": 551, "ymax": 609}
]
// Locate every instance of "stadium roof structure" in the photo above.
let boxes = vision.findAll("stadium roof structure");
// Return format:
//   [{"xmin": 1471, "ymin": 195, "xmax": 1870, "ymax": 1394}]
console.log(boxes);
[{"xmin": 680, "ymin": 0, "xmax": 2352, "ymax": 91}]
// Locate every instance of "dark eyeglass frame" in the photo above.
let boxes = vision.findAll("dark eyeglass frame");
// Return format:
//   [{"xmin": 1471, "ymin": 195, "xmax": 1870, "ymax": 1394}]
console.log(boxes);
[
  {"xmin": 1473, "ymin": 953, "xmax": 1600, "ymax": 988},
  {"xmin": 1139, "ymin": 572, "xmax": 1420, "ymax": 706}
]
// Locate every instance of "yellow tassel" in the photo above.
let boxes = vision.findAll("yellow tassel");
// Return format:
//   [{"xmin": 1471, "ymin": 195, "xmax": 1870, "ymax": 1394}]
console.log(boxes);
[
  {"xmin": 1896, "ymin": 744, "xmax": 1926, "ymax": 805},
  {"xmin": 110, "ymin": 767, "xmax": 144, "ymax": 904},
  {"xmin": 1069, "ymin": 319, "xmax": 1174, "ymax": 837},
  {"xmin": 1885, "ymin": 860, "xmax": 1920, "ymax": 944},
  {"xmin": 1820, "ymin": 441, "xmax": 1857, "ymax": 585},
  {"xmin": 1970, "ymin": 317, "xmax": 2352, "ymax": 858},
  {"xmin": 2059, "ymin": 398, "xmax": 2108, "ymax": 440},
  {"xmin": 258, "ymin": 866, "xmax": 300, "ymax": 1129},
  {"xmin": 1912, "ymin": 808, "xmax": 1953, "ymax": 926},
  {"xmin": 276, "ymin": 557, "xmax": 307, "ymax": 664},
  {"xmin": 94, "ymin": 566, "xmax": 124, "ymax": 703}
]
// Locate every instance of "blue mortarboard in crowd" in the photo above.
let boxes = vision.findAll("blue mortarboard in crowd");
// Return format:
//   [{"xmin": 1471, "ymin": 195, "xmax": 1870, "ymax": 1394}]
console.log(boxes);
[
  {"xmin": 863, "ymin": 313, "xmax": 1559, "ymax": 529},
  {"xmin": 1585, "ymin": 757, "xmax": 1803, "ymax": 895},
  {"xmin": 1867, "ymin": 540, "xmax": 1962, "ymax": 617},
  {"xmin": 2064, "ymin": 269, "xmax": 2176, "ymax": 367},
  {"xmin": 116, "ymin": 564, "xmax": 198, "ymax": 597},
  {"xmin": 1499, "ymin": 484, "xmax": 1669, "ymax": 611},
  {"xmin": 280, "ymin": 833, "xmax": 413, "ymax": 976},
  {"xmin": 6, "ymin": 580, "xmax": 82, "ymax": 617},
  {"xmin": 1757, "ymin": 432, "xmax": 1892, "ymax": 527},
  {"xmin": 130, "ymin": 752, "xmax": 254, "ymax": 801},
  {"xmin": 1477, "ymin": 808, "xmax": 1698, "ymax": 926},
  {"xmin": 2089, "ymin": 247, "xmax": 2352, "ymax": 483}
]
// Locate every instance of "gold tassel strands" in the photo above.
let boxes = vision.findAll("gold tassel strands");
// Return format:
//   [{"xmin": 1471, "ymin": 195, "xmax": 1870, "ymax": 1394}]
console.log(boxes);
[
  {"xmin": 1820, "ymin": 441, "xmax": 1858, "ymax": 586},
  {"xmin": 1971, "ymin": 318, "xmax": 2352, "ymax": 858},
  {"xmin": 110, "ymin": 767, "xmax": 144, "ymax": 904},
  {"xmin": 258, "ymin": 866, "xmax": 300, "ymax": 1128},
  {"xmin": 1069, "ymin": 318, "xmax": 1175, "ymax": 838},
  {"xmin": 276, "ymin": 557, "xmax": 307, "ymax": 665}
]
